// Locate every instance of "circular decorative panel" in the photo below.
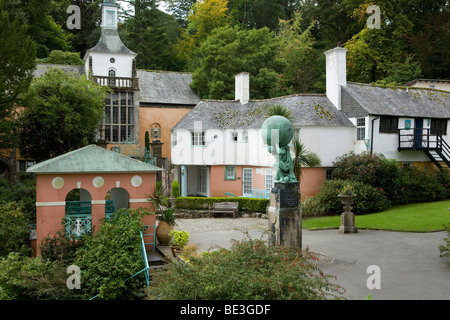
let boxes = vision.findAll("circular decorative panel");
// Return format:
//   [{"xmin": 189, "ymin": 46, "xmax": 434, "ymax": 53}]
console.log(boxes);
[
  {"xmin": 52, "ymin": 177, "xmax": 65, "ymax": 189},
  {"xmin": 131, "ymin": 175, "xmax": 142, "ymax": 187},
  {"xmin": 93, "ymin": 176, "xmax": 105, "ymax": 188}
]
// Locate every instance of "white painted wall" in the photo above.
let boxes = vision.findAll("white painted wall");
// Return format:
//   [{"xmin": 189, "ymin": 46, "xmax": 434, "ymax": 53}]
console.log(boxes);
[
  {"xmin": 171, "ymin": 126, "xmax": 356, "ymax": 168},
  {"xmin": 85, "ymin": 52, "xmax": 135, "ymax": 78},
  {"xmin": 325, "ymin": 47, "xmax": 347, "ymax": 110},
  {"xmin": 369, "ymin": 117, "xmax": 449, "ymax": 161}
]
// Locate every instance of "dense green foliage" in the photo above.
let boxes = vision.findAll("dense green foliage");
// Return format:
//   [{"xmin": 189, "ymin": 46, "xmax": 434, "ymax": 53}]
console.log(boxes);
[
  {"xmin": 0, "ymin": 252, "xmax": 79, "ymax": 300},
  {"xmin": 0, "ymin": 175, "xmax": 36, "ymax": 222},
  {"xmin": 0, "ymin": 203, "xmax": 30, "ymax": 257},
  {"xmin": 0, "ymin": 1, "xmax": 36, "ymax": 149},
  {"xmin": 303, "ymin": 152, "xmax": 450, "ymax": 217},
  {"xmin": 149, "ymin": 237, "xmax": 344, "ymax": 300},
  {"xmin": 17, "ymin": 68, "xmax": 110, "ymax": 161},
  {"xmin": 171, "ymin": 180, "xmax": 180, "ymax": 198},
  {"xmin": 190, "ymin": 25, "xmax": 285, "ymax": 99},
  {"xmin": 37, "ymin": 50, "xmax": 84, "ymax": 66},
  {"xmin": 74, "ymin": 208, "xmax": 151, "ymax": 300},
  {"xmin": 439, "ymin": 224, "xmax": 450, "ymax": 259},
  {"xmin": 175, "ymin": 196, "xmax": 268, "ymax": 212}
]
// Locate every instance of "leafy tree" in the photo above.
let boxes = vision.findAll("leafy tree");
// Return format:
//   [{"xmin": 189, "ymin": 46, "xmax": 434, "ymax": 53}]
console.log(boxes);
[
  {"xmin": 17, "ymin": 68, "xmax": 110, "ymax": 162},
  {"xmin": 3, "ymin": 0, "xmax": 71, "ymax": 58},
  {"xmin": 375, "ymin": 56, "xmax": 422, "ymax": 86},
  {"xmin": 408, "ymin": 9, "xmax": 450, "ymax": 80},
  {"xmin": 277, "ymin": 11, "xmax": 319, "ymax": 94},
  {"xmin": 0, "ymin": 1, "xmax": 36, "ymax": 150},
  {"xmin": 344, "ymin": 1, "xmax": 414, "ymax": 83},
  {"xmin": 51, "ymin": 0, "xmax": 103, "ymax": 57},
  {"xmin": 121, "ymin": 0, "xmax": 183, "ymax": 70},
  {"xmin": 227, "ymin": 0, "xmax": 300, "ymax": 30},
  {"xmin": 174, "ymin": 0, "xmax": 230, "ymax": 68},
  {"xmin": 190, "ymin": 25, "xmax": 286, "ymax": 99}
]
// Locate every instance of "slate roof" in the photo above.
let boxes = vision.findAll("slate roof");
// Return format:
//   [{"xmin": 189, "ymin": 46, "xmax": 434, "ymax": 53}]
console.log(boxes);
[
  {"xmin": 137, "ymin": 70, "xmax": 201, "ymax": 106},
  {"xmin": 342, "ymin": 82, "xmax": 450, "ymax": 118},
  {"xmin": 85, "ymin": 28, "xmax": 136, "ymax": 57},
  {"xmin": 171, "ymin": 94, "xmax": 355, "ymax": 131},
  {"xmin": 33, "ymin": 64, "xmax": 85, "ymax": 78},
  {"xmin": 27, "ymin": 145, "xmax": 163, "ymax": 174}
]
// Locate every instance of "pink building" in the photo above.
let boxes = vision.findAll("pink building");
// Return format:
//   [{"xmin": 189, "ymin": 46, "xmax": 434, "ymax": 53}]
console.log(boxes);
[{"xmin": 27, "ymin": 145, "xmax": 162, "ymax": 256}]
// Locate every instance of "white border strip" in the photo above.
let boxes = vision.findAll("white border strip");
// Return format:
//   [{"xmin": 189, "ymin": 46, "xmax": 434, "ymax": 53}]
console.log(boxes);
[
  {"xmin": 129, "ymin": 199, "xmax": 150, "ymax": 204},
  {"xmin": 36, "ymin": 202, "xmax": 66, "ymax": 207}
]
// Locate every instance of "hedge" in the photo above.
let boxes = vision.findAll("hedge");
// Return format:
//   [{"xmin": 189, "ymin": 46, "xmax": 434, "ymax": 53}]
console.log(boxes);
[{"xmin": 175, "ymin": 197, "xmax": 269, "ymax": 212}]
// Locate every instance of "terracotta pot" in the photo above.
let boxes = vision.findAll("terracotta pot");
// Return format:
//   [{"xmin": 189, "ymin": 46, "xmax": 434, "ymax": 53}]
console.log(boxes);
[{"xmin": 156, "ymin": 221, "xmax": 174, "ymax": 245}]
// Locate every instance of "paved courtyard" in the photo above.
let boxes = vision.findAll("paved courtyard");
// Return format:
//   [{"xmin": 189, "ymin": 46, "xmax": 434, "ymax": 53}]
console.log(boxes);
[{"xmin": 176, "ymin": 218, "xmax": 450, "ymax": 300}]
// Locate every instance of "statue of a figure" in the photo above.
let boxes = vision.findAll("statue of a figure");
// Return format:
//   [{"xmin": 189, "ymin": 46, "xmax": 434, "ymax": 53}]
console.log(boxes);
[{"xmin": 261, "ymin": 116, "xmax": 298, "ymax": 183}]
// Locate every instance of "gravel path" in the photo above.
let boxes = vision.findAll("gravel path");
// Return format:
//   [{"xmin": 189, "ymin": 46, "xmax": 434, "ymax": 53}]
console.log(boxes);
[{"xmin": 176, "ymin": 217, "xmax": 270, "ymax": 235}]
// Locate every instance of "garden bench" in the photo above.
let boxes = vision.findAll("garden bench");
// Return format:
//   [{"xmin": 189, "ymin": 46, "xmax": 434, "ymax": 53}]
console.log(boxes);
[{"xmin": 209, "ymin": 202, "xmax": 239, "ymax": 219}]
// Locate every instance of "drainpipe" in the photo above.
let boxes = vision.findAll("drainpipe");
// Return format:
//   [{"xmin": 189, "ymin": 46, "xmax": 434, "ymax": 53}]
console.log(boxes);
[{"xmin": 371, "ymin": 116, "xmax": 379, "ymax": 154}]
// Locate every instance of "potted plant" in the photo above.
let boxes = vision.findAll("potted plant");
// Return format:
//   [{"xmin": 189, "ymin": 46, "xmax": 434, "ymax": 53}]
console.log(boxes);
[
  {"xmin": 169, "ymin": 229, "xmax": 190, "ymax": 257},
  {"xmin": 155, "ymin": 208, "xmax": 177, "ymax": 245}
]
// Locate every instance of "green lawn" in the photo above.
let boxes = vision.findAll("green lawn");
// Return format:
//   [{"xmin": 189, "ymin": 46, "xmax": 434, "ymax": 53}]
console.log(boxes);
[{"xmin": 302, "ymin": 200, "xmax": 450, "ymax": 232}]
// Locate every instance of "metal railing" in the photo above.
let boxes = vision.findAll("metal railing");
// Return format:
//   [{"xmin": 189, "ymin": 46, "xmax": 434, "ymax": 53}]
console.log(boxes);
[
  {"xmin": 92, "ymin": 75, "xmax": 139, "ymax": 91},
  {"xmin": 398, "ymin": 128, "xmax": 444, "ymax": 150}
]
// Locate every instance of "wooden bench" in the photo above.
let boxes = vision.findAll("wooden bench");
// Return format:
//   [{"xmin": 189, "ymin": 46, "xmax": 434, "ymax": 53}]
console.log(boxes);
[{"xmin": 209, "ymin": 202, "xmax": 239, "ymax": 219}]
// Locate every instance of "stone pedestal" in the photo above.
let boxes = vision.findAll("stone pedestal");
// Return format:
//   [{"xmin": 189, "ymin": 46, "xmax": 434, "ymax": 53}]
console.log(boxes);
[
  {"xmin": 338, "ymin": 195, "xmax": 358, "ymax": 234},
  {"xmin": 267, "ymin": 182, "xmax": 302, "ymax": 248}
]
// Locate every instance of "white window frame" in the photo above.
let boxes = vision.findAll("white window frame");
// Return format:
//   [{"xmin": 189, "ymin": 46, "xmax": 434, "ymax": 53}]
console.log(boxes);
[
  {"xmin": 192, "ymin": 131, "xmax": 205, "ymax": 146},
  {"xmin": 356, "ymin": 118, "xmax": 366, "ymax": 141},
  {"xmin": 264, "ymin": 169, "xmax": 274, "ymax": 198},
  {"xmin": 242, "ymin": 168, "xmax": 253, "ymax": 197}
]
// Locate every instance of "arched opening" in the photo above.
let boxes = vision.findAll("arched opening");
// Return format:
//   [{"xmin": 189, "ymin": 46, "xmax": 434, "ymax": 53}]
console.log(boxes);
[
  {"xmin": 65, "ymin": 188, "xmax": 92, "ymax": 237},
  {"xmin": 105, "ymin": 187, "xmax": 129, "ymax": 218}
]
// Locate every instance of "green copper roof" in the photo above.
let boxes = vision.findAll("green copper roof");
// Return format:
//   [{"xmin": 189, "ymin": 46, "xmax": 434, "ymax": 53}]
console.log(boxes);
[{"xmin": 27, "ymin": 145, "xmax": 163, "ymax": 174}]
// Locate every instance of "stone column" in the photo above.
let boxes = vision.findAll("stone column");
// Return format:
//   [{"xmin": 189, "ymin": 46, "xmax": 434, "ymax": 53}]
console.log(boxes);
[
  {"xmin": 267, "ymin": 182, "xmax": 302, "ymax": 248},
  {"xmin": 338, "ymin": 195, "xmax": 358, "ymax": 234}
]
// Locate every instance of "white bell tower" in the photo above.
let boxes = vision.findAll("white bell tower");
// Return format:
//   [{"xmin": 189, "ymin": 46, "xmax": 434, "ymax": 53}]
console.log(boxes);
[{"xmin": 83, "ymin": 0, "xmax": 137, "ymax": 80}]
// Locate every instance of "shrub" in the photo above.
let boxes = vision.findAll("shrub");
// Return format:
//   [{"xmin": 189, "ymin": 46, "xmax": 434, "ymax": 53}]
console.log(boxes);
[
  {"xmin": 332, "ymin": 152, "xmax": 402, "ymax": 203},
  {"xmin": 302, "ymin": 180, "xmax": 390, "ymax": 217},
  {"xmin": 0, "ymin": 202, "xmax": 30, "ymax": 257},
  {"xmin": 439, "ymin": 225, "xmax": 450, "ymax": 259},
  {"xmin": 400, "ymin": 167, "xmax": 448, "ymax": 204},
  {"xmin": 74, "ymin": 208, "xmax": 151, "ymax": 300},
  {"xmin": 149, "ymin": 237, "xmax": 344, "ymax": 300},
  {"xmin": 171, "ymin": 180, "xmax": 180, "ymax": 198},
  {"xmin": 0, "ymin": 177, "xmax": 36, "ymax": 223},
  {"xmin": 175, "ymin": 197, "xmax": 268, "ymax": 212},
  {"xmin": 0, "ymin": 252, "xmax": 80, "ymax": 300}
]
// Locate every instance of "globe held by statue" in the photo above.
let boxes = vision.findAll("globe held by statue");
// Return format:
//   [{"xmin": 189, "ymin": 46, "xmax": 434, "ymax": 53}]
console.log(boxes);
[{"xmin": 261, "ymin": 115, "xmax": 294, "ymax": 147}]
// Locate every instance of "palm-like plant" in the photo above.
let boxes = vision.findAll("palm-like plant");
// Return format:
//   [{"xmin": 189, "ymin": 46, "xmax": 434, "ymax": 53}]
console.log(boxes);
[
  {"xmin": 292, "ymin": 139, "xmax": 321, "ymax": 182},
  {"xmin": 264, "ymin": 104, "xmax": 294, "ymax": 123}
]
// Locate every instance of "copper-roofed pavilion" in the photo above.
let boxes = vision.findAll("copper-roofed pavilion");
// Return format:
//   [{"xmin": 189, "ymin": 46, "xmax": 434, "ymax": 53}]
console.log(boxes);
[{"xmin": 27, "ymin": 145, "xmax": 163, "ymax": 256}]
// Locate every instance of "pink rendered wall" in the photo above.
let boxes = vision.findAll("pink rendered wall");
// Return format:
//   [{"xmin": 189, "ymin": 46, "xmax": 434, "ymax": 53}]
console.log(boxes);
[
  {"xmin": 208, "ymin": 166, "xmax": 326, "ymax": 201},
  {"xmin": 299, "ymin": 167, "xmax": 326, "ymax": 202},
  {"xmin": 35, "ymin": 172, "xmax": 157, "ymax": 256},
  {"xmin": 209, "ymin": 165, "xmax": 267, "ymax": 197}
]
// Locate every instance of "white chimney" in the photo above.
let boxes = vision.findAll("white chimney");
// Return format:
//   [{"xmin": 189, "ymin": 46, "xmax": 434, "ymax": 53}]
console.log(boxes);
[
  {"xmin": 235, "ymin": 72, "xmax": 250, "ymax": 105},
  {"xmin": 324, "ymin": 47, "xmax": 347, "ymax": 110}
]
